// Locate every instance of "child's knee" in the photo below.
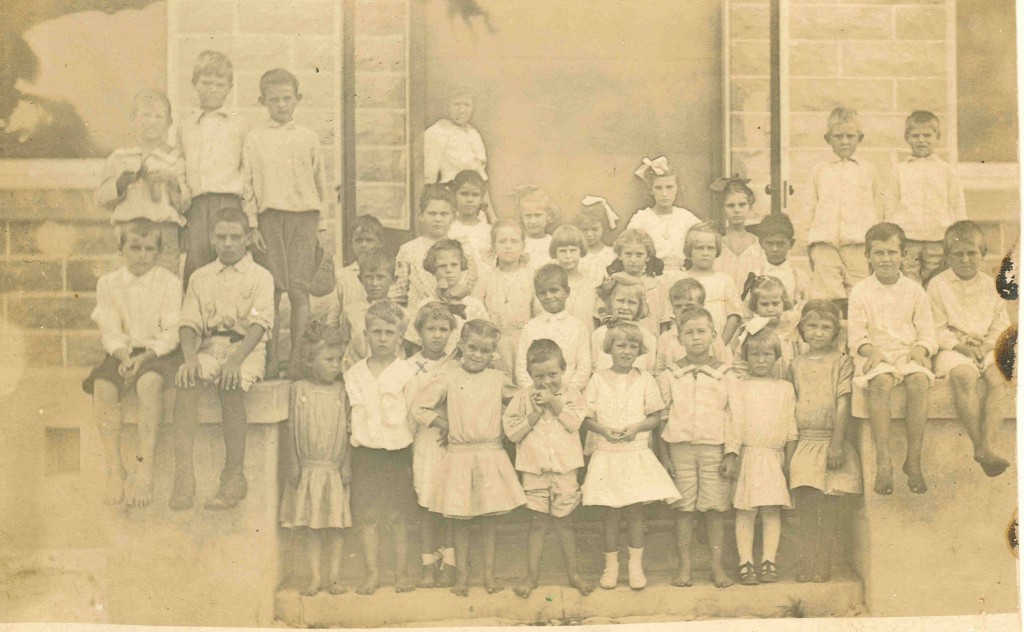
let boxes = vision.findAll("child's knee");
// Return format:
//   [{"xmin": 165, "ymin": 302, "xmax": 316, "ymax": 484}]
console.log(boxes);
[
  {"xmin": 903, "ymin": 373, "xmax": 929, "ymax": 394},
  {"xmin": 868, "ymin": 374, "xmax": 896, "ymax": 392},
  {"xmin": 135, "ymin": 372, "xmax": 164, "ymax": 396},
  {"xmin": 948, "ymin": 366, "xmax": 977, "ymax": 391},
  {"xmin": 92, "ymin": 379, "xmax": 120, "ymax": 404}
]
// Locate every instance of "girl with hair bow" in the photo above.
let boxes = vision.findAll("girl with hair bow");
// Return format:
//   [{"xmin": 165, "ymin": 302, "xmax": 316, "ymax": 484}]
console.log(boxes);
[{"xmin": 625, "ymin": 156, "xmax": 702, "ymax": 272}]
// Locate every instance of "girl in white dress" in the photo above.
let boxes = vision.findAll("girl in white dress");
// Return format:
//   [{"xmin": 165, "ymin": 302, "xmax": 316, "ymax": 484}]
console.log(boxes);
[
  {"xmin": 576, "ymin": 196, "xmax": 619, "ymax": 281},
  {"xmin": 716, "ymin": 180, "xmax": 766, "ymax": 291},
  {"xmin": 603, "ymin": 228, "xmax": 670, "ymax": 337},
  {"xmin": 626, "ymin": 156, "xmax": 702, "ymax": 272},
  {"xmin": 728, "ymin": 328, "xmax": 798, "ymax": 586},
  {"xmin": 582, "ymin": 322, "xmax": 681, "ymax": 590},
  {"xmin": 513, "ymin": 185, "xmax": 560, "ymax": 268},
  {"xmin": 447, "ymin": 170, "xmax": 493, "ymax": 267},
  {"xmin": 677, "ymin": 222, "xmax": 744, "ymax": 347}
]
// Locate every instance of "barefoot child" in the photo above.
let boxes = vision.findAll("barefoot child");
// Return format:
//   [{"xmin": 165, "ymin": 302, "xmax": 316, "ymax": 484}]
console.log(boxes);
[
  {"xmin": 591, "ymin": 278, "xmax": 658, "ymax": 372},
  {"xmin": 583, "ymin": 322, "xmax": 681, "ymax": 590},
  {"xmin": 849, "ymin": 223, "xmax": 937, "ymax": 494},
  {"xmin": 576, "ymin": 196, "xmax": 619, "ymax": 281},
  {"xmin": 516, "ymin": 264, "xmax": 592, "ymax": 390},
  {"xmin": 503, "ymin": 339, "xmax": 592, "ymax": 598},
  {"xmin": 83, "ymin": 219, "xmax": 182, "ymax": 507},
  {"xmin": 550, "ymin": 225, "xmax": 599, "ymax": 332},
  {"xmin": 513, "ymin": 185, "xmax": 560, "ymax": 268},
  {"xmin": 788, "ymin": 300, "xmax": 863, "ymax": 583},
  {"xmin": 170, "ymin": 206, "xmax": 275, "ymax": 511},
  {"xmin": 657, "ymin": 307, "xmax": 737, "ymax": 588},
  {"xmin": 339, "ymin": 248, "xmax": 402, "ymax": 371},
  {"xmin": 412, "ymin": 320, "xmax": 526, "ymax": 596},
  {"xmin": 927, "ymin": 221, "xmax": 1011, "ymax": 476},
  {"xmin": 626, "ymin": 156, "xmax": 701, "ymax": 272},
  {"xmin": 728, "ymin": 329, "xmax": 798, "ymax": 586},
  {"xmin": 279, "ymin": 324, "xmax": 350, "ymax": 596},
  {"xmin": 716, "ymin": 179, "xmax": 765, "ymax": 291}
]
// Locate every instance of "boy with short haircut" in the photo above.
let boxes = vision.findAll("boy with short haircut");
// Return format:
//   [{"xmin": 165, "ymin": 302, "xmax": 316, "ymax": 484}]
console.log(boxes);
[
  {"xmin": 178, "ymin": 50, "xmax": 249, "ymax": 284},
  {"xmin": 95, "ymin": 90, "xmax": 190, "ymax": 274},
  {"xmin": 654, "ymin": 278, "xmax": 732, "ymax": 373},
  {"xmin": 344, "ymin": 300, "xmax": 419, "ymax": 595},
  {"xmin": 340, "ymin": 247, "xmax": 404, "ymax": 371},
  {"xmin": 749, "ymin": 213, "xmax": 812, "ymax": 309},
  {"xmin": 888, "ymin": 111, "xmax": 967, "ymax": 284},
  {"xmin": 849, "ymin": 223, "xmax": 937, "ymax": 496},
  {"xmin": 806, "ymin": 107, "xmax": 884, "ymax": 311},
  {"xmin": 84, "ymin": 218, "xmax": 182, "ymax": 507},
  {"xmin": 242, "ymin": 68, "xmax": 326, "ymax": 378},
  {"xmin": 515, "ymin": 264, "xmax": 592, "ymax": 391},
  {"xmin": 170, "ymin": 206, "xmax": 275, "ymax": 511},
  {"xmin": 503, "ymin": 339, "xmax": 591, "ymax": 598},
  {"xmin": 927, "ymin": 221, "xmax": 1010, "ymax": 477}
]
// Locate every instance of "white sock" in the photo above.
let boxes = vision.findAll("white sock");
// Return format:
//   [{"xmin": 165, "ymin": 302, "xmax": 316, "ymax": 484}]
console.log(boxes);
[
  {"xmin": 761, "ymin": 506, "xmax": 781, "ymax": 562},
  {"xmin": 735, "ymin": 509, "xmax": 757, "ymax": 565}
]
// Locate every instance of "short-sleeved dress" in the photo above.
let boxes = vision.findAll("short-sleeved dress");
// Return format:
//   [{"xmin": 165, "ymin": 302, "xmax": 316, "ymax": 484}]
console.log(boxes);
[
  {"xmin": 406, "ymin": 353, "xmax": 449, "ymax": 507},
  {"xmin": 788, "ymin": 352, "xmax": 863, "ymax": 495},
  {"xmin": 581, "ymin": 368, "xmax": 681, "ymax": 508},
  {"xmin": 280, "ymin": 380, "xmax": 351, "ymax": 529},
  {"xmin": 473, "ymin": 266, "xmax": 535, "ymax": 375},
  {"xmin": 730, "ymin": 377, "xmax": 798, "ymax": 510},
  {"xmin": 717, "ymin": 240, "xmax": 766, "ymax": 294}
]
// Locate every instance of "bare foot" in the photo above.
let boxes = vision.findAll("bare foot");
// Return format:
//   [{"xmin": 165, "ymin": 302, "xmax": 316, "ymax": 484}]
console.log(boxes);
[
  {"xmin": 712, "ymin": 564, "xmax": 733, "ymax": 588},
  {"xmin": 328, "ymin": 578, "xmax": 347, "ymax": 595},
  {"xmin": 671, "ymin": 569, "xmax": 692, "ymax": 587},
  {"xmin": 484, "ymin": 575, "xmax": 504, "ymax": 594},
  {"xmin": 567, "ymin": 573, "xmax": 592, "ymax": 596},
  {"xmin": 976, "ymin": 448, "xmax": 1010, "ymax": 477},
  {"xmin": 437, "ymin": 564, "xmax": 456, "ymax": 588},
  {"xmin": 514, "ymin": 579, "xmax": 536, "ymax": 598},
  {"xmin": 416, "ymin": 565, "xmax": 436, "ymax": 588},
  {"xmin": 104, "ymin": 469, "xmax": 126, "ymax": 506},
  {"xmin": 125, "ymin": 470, "xmax": 153, "ymax": 508},
  {"xmin": 873, "ymin": 462, "xmax": 894, "ymax": 495},
  {"xmin": 450, "ymin": 575, "xmax": 470, "ymax": 597},
  {"xmin": 902, "ymin": 461, "xmax": 928, "ymax": 493},
  {"xmin": 301, "ymin": 575, "xmax": 321, "ymax": 597},
  {"xmin": 395, "ymin": 575, "xmax": 416, "ymax": 593},
  {"xmin": 356, "ymin": 572, "xmax": 379, "ymax": 595}
]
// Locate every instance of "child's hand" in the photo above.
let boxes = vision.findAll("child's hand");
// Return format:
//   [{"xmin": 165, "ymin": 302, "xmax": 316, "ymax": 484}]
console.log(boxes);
[
  {"xmin": 827, "ymin": 440, "xmax": 845, "ymax": 470},
  {"xmin": 972, "ymin": 343, "xmax": 989, "ymax": 362},
  {"xmin": 252, "ymin": 228, "xmax": 268, "ymax": 253},
  {"xmin": 116, "ymin": 170, "xmax": 137, "ymax": 196},
  {"xmin": 216, "ymin": 360, "xmax": 243, "ymax": 390},
  {"xmin": 119, "ymin": 353, "xmax": 147, "ymax": 381},
  {"xmin": 431, "ymin": 416, "xmax": 449, "ymax": 432},
  {"xmin": 601, "ymin": 426, "xmax": 623, "ymax": 442},
  {"xmin": 909, "ymin": 346, "xmax": 929, "ymax": 368},
  {"xmin": 617, "ymin": 425, "xmax": 639, "ymax": 443},
  {"xmin": 862, "ymin": 349, "xmax": 886, "ymax": 374},
  {"xmin": 720, "ymin": 452, "xmax": 738, "ymax": 479},
  {"xmin": 176, "ymin": 358, "xmax": 203, "ymax": 388}
]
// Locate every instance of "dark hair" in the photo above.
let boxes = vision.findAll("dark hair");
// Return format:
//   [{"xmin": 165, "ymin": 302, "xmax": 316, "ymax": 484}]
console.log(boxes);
[
  {"xmin": 259, "ymin": 68, "xmax": 299, "ymax": 96},
  {"xmin": 905, "ymin": 110, "xmax": 941, "ymax": 136},
  {"xmin": 419, "ymin": 183, "xmax": 455, "ymax": 213},
  {"xmin": 797, "ymin": 299, "xmax": 842, "ymax": 344},
  {"xmin": 356, "ymin": 247, "xmax": 396, "ymax": 278},
  {"xmin": 451, "ymin": 170, "xmax": 487, "ymax": 196},
  {"xmin": 423, "ymin": 239, "xmax": 468, "ymax": 273},
  {"xmin": 669, "ymin": 278, "xmax": 706, "ymax": 304},
  {"xmin": 119, "ymin": 218, "xmax": 163, "ymax": 250},
  {"xmin": 722, "ymin": 180, "xmax": 755, "ymax": 206},
  {"xmin": 192, "ymin": 50, "xmax": 233, "ymax": 85},
  {"xmin": 864, "ymin": 222, "xmax": 907, "ymax": 255},
  {"xmin": 211, "ymin": 206, "xmax": 250, "ymax": 233},
  {"xmin": 351, "ymin": 215, "xmax": 385, "ymax": 244},
  {"xmin": 526, "ymin": 338, "xmax": 566, "ymax": 371},
  {"xmin": 533, "ymin": 263, "xmax": 570, "ymax": 291}
]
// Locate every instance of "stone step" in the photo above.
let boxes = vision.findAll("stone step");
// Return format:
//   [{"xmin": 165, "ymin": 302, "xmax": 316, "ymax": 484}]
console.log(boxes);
[{"xmin": 274, "ymin": 569, "xmax": 864, "ymax": 627}]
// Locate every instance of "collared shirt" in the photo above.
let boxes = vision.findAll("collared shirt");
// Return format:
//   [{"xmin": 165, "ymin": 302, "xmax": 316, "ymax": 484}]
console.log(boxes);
[
  {"xmin": 626, "ymin": 206, "xmax": 702, "ymax": 272},
  {"xmin": 807, "ymin": 156, "xmax": 883, "ymax": 246},
  {"xmin": 658, "ymin": 359, "xmax": 739, "ymax": 448},
  {"xmin": 927, "ymin": 268, "xmax": 1009, "ymax": 351},
  {"xmin": 95, "ymin": 145, "xmax": 190, "ymax": 226},
  {"xmin": 241, "ymin": 119, "xmax": 325, "ymax": 227},
  {"xmin": 91, "ymin": 266, "xmax": 182, "ymax": 357},
  {"xmin": 502, "ymin": 385, "xmax": 585, "ymax": 474},
  {"xmin": 889, "ymin": 155, "xmax": 966, "ymax": 241},
  {"xmin": 179, "ymin": 253, "xmax": 275, "ymax": 339},
  {"xmin": 848, "ymin": 273, "xmax": 937, "ymax": 356},
  {"xmin": 178, "ymin": 107, "xmax": 249, "ymax": 197},
  {"xmin": 423, "ymin": 118, "xmax": 487, "ymax": 184},
  {"xmin": 344, "ymin": 358, "xmax": 416, "ymax": 450},
  {"xmin": 516, "ymin": 310, "xmax": 592, "ymax": 391}
]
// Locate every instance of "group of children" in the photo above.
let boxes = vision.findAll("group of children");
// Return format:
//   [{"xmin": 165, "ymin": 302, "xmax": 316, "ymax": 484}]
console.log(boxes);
[{"xmin": 86, "ymin": 49, "xmax": 1012, "ymax": 597}]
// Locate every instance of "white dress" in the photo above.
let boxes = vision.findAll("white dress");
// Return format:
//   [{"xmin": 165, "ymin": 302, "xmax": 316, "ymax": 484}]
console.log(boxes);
[
  {"xmin": 581, "ymin": 368, "xmax": 681, "ymax": 508},
  {"xmin": 717, "ymin": 239, "xmax": 766, "ymax": 294},
  {"xmin": 405, "ymin": 353, "xmax": 448, "ymax": 506},
  {"xmin": 626, "ymin": 206, "xmax": 702, "ymax": 272},
  {"xmin": 730, "ymin": 377, "xmax": 798, "ymax": 510},
  {"xmin": 524, "ymin": 235, "xmax": 552, "ymax": 269}
]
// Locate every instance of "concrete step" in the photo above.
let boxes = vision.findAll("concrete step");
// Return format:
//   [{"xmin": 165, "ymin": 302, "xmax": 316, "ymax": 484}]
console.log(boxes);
[{"xmin": 275, "ymin": 569, "xmax": 864, "ymax": 626}]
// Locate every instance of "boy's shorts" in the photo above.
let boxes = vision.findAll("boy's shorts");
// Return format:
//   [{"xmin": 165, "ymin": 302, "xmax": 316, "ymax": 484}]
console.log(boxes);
[
  {"xmin": 195, "ymin": 335, "xmax": 265, "ymax": 392},
  {"xmin": 82, "ymin": 347, "xmax": 183, "ymax": 395},
  {"xmin": 934, "ymin": 349, "xmax": 996, "ymax": 378},
  {"xmin": 808, "ymin": 242, "xmax": 870, "ymax": 300},
  {"xmin": 255, "ymin": 210, "xmax": 319, "ymax": 293},
  {"xmin": 853, "ymin": 348, "xmax": 935, "ymax": 388},
  {"xmin": 350, "ymin": 445, "xmax": 417, "ymax": 526},
  {"xmin": 667, "ymin": 443, "xmax": 731, "ymax": 513},
  {"xmin": 521, "ymin": 470, "xmax": 581, "ymax": 518}
]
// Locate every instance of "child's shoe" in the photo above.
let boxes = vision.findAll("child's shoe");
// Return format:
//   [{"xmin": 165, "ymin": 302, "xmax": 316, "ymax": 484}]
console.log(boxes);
[
  {"xmin": 627, "ymin": 547, "xmax": 647, "ymax": 590},
  {"xmin": 737, "ymin": 561, "xmax": 758, "ymax": 586},
  {"xmin": 599, "ymin": 551, "xmax": 619, "ymax": 589},
  {"xmin": 759, "ymin": 559, "xmax": 779, "ymax": 583},
  {"xmin": 205, "ymin": 469, "xmax": 247, "ymax": 510}
]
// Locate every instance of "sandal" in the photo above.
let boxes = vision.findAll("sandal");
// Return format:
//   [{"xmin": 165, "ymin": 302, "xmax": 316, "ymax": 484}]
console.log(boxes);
[
  {"xmin": 759, "ymin": 560, "xmax": 779, "ymax": 583},
  {"xmin": 737, "ymin": 562, "xmax": 758, "ymax": 586}
]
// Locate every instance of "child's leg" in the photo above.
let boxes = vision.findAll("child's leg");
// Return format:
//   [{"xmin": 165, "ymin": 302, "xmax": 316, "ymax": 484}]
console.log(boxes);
[
  {"xmin": 949, "ymin": 365, "xmax": 985, "ymax": 453},
  {"xmin": 600, "ymin": 507, "xmax": 621, "ymax": 589},
  {"xmin": 417, "ymin": 510, "xmax": 437, "ymax": 588},
  {"xmin": 392, "ymin": 520, "xmax": 415, "ymax": 592},
  {"xmin": 979, "ymin": 366, "xmax": 1011, "ymax": 476},
  {"xmin": 327, "ymin": 528, "xmax": 347, "ymax": 594},
  {"xmin": 867, "ymin": 373, "xmax": 897, "ymax": 494},
  {"xmin": 125, "ymin": 372, "xmax": 163, "ymax": 508},
  {"xmin": 451, "ymin": 519, "xmax": 471, "ymax": 596},
  {"xmin": 266, "ymin": 289, "xmax": 284, "ymax": 378},
  {"xmin": 515, "ymin": 511, "xmax": 548, "ymax": 597},
  {"xmin": 357, "ymin": 523, "xmax": 381, "ymax": 595},
  {"xmin": 815, "ymin": 496, "xmax": 842, "ymax": 582},
  {"xmin": 706, "ymin": 511, "xmax": 733, "ymax": 587},
  {"xmin": 92, "ymin": 379, "xmax": 125, "ymax": 505},
  {"xmin": 205, "ymin": 388, "xmax": 248, "ymax": 510},
  {"xmin": 553, "ymin": 513, "xmax": 590, "ymax": 595},
  {"xmin": 792, "ymin": 487, "xmax": 821, "ymax": 581},
  {"xmin": 302, "ymin": 528, "xmax": 323, "ymax": 596},
  {"xmin": 759, "ymin": 506, "xmax": 782, "ymax": 582},
  {"xmin": 170, "ymin": 386, "xmax": 201, "ymax": 510},
  {"xmin": 482, "ymin": 515, "xmax": 503, "ymax": 593},
  {"xmin": 902, "ymin": 373, "xmax": 930, "ymax": 493},
  {"xmin": 735, "ymin": 508, "xmax": 756, "ymax": 568},
  {"xmin": 672, "ymin": 512, "xmax": 695, "ymax": 586},
  {"xmin": 625, "ymin": 504, "xmax": 647, "ymax": 589},
  {"xmin": 287, "ymin": 289, "xmax": 311, "ymax": 380}
]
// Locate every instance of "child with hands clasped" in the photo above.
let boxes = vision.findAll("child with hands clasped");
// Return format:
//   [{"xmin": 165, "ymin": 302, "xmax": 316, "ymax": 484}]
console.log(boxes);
[
  {"xmin": 788, "ymin": 300, "xmax": 862, "ymax": 583},
  {"xmin": 626, "ymin": 156, "xmax": 701, "ymax": 272},
  {"xmin": 412, "ymin": 320, "xmax": 526, "ymax": 596},
  {"xmin": 849, "ymin": 223, "xmax": 937, "ymax": 495},
  {"xmin": 927, "ymin": 221, "xmax": 1011, "ymax": 476},
  {"xmin": 582, "ymin": 322, "xmax": 681, "ymax": 591},
  {"xmin": 503, "ymin": 339, "xmax": 592, "ymax": 598},
  {"xmin": 279, "ymin": 323, "xmax": 350, "ymax": 596},
  {"xmin": 727, "ymin": 328, "xmax": 798, "ymax": 586}
]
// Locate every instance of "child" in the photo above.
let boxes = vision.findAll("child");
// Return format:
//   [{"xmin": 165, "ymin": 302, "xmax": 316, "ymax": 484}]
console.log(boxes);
[
  {"xmin": 727, "ymin": 329, "xmax": 798, "ymax": 585},
  {"xmin": 592, "ymin": 278, "xmax": 658, "ymax": 372},
  {"xmin": 170, "ymin": 206, "xmax": 275, "ymax": 511},
  {"xmin": 82, "ymin": 218, "xmax": 182, "ymax": 507},
  {"xmin": 394, "ymin": 184, "xmax": 480, "ymax": 309},
  {"xmin": 336, "ymin": 214, "xmax": 385, "ymax": 315},
  {"xmin": 605, "ymin": 228, "xmax": 669, "ymax": 337},
  {"xmin": 516, "ymin": 264, "xmax": 592, "ymax": 391},
  {"xmin": 806, "ymin": 107, "xmax": 884, "ymax": 308},
  {"xmin": 737, "ymin": 275, "xmax": 800, "ymax": 376},
  {"xmin": 849, "ymin": 223, "xmax": 937, "ymax": 494},
  {"xmin": 657, "ymin": 307, "xmax": 737, "ymax": 589},
  {"xmin": 513, "ymin": 185, "xmax": 560, "ymax": 268},
  {"xmin": 95, "ymin": 90, "xmax": 190, "ymax": 274},
  {"xmin": 716, "ymin": 180, "xmax": 766, "ymax": 291},
  {"xmin": 927, "ymin": 221, "xmax": 1011, "ymax": 476},
  {"xmin": 749, "ymin": 213, "xmax": 812, "ymax": 310},
  {"xmin": 178, "ymin": 50, "xmax": 248, "ymax": 283},
  {"xmin": 678, "ymin": 222, "xmax": 743, "ymax": 347},
  {"xmin": 582, "ymin": 322, "xmax": 681, "ymax": 590},
  {"xmin": 411, "ymin": 320, "xmax": 526, "ymax": 596},
  {"xmin": 472, "ymin": 220, "xmax": 535, "ymax": 375},
  {"xmin": 339, "ymin": 248, "xmax": 403, "ymax": 372},
  {"xmin": 423, "ymin": 89, "xmax": 492, "ymax": 207},
  {"xmin": 549, "ymin": 225, "xmax": 599, "ymax": 332},
  {"xmin": 626, "ymin": 156, "xmax": 701, "ymax": 272},
  {"xmin": 654, "ymin": 278, "xmax": 728, "ymax": 372},
  {"xmin": 242, "ymin": 68, "xmax": 326, "ymax": 378},
  {"xmin": 344, "ymin": 300, "xmax": 418, "ymax": 594},
  {"xmin": 279, "ymin": 323, "xmax": 350, "ymax": 596},
  {"xmin": 889, "ymin": 111, "xmax": 967, "ymax": 284},
  {"xmin": 788, "ymin": 300, "xmax": 863, "ymax": 583},
  {"xmin": 576, "ymin": 195, "xmax": 619, "ymax": 281},
  {"xmin": 503, "ymin": 339, "xmax": 591, "ymax": 598},
  {"xmin": 406, "ymin": 240, "xmax": 489, "ymax": 354},
  {"xmin": 405, "ymin": 303, "xmax": 458, "ymax": 588},
  {"xmin": 447, "ymin": 170, "xmax": 493, "ymax": 262}
]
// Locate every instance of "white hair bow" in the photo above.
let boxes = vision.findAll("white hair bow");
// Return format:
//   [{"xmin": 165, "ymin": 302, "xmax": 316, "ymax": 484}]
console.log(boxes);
[
  {"xmin": 581, "ymin": 195, "xmax": 620, "ymax": 229},
  {"xmin": 737, "ymin": 316, "xmax": 772, "ymax": 348},
  {"xmin": 634, "ymin": 156, "xmax": 670, "ymax": 180}
]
